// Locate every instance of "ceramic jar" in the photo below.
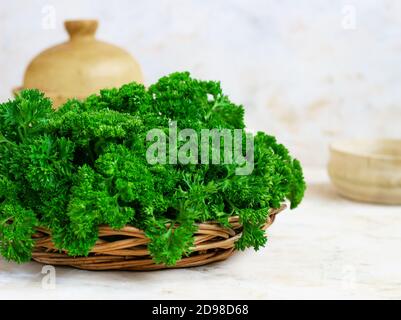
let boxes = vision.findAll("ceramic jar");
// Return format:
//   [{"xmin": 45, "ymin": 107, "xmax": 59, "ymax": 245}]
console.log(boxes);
[{"xmin": 14, "ymin": 19, "xmax": 144, "ymax": 108}]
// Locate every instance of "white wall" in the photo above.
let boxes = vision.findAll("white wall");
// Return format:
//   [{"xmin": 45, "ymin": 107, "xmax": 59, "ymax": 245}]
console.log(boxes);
[{"xmin": 1, "ymin": 0, "xmax": 401, "ymax": 166}]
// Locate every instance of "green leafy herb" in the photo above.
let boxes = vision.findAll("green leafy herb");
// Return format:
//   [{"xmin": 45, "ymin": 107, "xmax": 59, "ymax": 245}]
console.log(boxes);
[{"xmin": 0, "ymin": 72, "xmax": 305, "ymax": 265}]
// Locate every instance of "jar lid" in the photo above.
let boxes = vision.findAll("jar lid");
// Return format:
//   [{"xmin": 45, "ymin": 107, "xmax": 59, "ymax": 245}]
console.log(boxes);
[{"xmin": 16, "ymin": 19, "xmax": 144, "ymax": 108}]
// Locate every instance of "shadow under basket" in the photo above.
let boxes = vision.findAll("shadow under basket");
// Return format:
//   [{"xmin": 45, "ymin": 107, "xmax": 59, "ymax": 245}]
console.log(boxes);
[{"xmin": 31, "ymin": 204, "xmax": 286, "ymax": 271}]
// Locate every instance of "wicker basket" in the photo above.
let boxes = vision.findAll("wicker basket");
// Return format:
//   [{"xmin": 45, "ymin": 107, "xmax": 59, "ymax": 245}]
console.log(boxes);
[{"xmin": 31, "ymin": 204, "xmax": 286, "ymax": 271}]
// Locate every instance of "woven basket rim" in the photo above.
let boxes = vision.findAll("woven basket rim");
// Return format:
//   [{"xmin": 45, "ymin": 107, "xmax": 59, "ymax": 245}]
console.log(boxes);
[{"xmin": 32, "ymin": 204, "xmax": 287, "ymax": 271}]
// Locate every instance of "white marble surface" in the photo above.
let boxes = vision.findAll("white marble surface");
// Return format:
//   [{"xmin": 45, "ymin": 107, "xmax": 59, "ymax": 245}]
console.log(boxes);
[
  {"xmin": 1, "ymin": 167, "xmax": 400, "ymax": 300},
  {"xmin": 1, "ymin": 0, "xmax": 401, "ymax": 166}
]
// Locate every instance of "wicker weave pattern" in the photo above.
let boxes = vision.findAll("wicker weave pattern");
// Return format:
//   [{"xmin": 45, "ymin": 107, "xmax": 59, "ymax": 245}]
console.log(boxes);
[{"xmin": 31, "ymin": 205, "xmax": 286, "ymax": 271}]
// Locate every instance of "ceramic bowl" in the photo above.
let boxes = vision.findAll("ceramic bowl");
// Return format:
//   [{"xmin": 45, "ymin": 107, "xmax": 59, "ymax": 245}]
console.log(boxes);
[{"xmin": 328, "ymin": 139, "xmax": 401, "ymax": 205}]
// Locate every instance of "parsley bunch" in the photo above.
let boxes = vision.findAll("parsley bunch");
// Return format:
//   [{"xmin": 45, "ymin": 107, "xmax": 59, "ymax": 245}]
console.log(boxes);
[{"xmin": 0, "ymin": 72, "xmax": 305, "ymax": 265}]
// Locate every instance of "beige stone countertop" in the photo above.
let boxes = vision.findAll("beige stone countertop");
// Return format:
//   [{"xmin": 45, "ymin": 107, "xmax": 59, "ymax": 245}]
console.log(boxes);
[{"xmin": 1, "ymin": 167, "xmax": 400, "ymax": 300}]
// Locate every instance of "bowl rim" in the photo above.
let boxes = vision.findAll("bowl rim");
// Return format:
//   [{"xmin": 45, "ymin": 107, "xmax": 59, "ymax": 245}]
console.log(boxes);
[{"xmin": 329, "ymin": 138, "xmax": 401, "ymax": 161}]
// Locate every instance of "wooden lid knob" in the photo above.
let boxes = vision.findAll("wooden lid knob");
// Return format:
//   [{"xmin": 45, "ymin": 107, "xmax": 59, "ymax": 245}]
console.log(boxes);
[{"xmin": 65, "ymin": 20, "xmax": 98, "ymax": 40}]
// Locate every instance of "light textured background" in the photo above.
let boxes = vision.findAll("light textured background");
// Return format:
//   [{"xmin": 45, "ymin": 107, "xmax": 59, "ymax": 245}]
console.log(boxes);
[{"xmin": 1, "ymin": 0, "xmax": 401, "ymax": 166}]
